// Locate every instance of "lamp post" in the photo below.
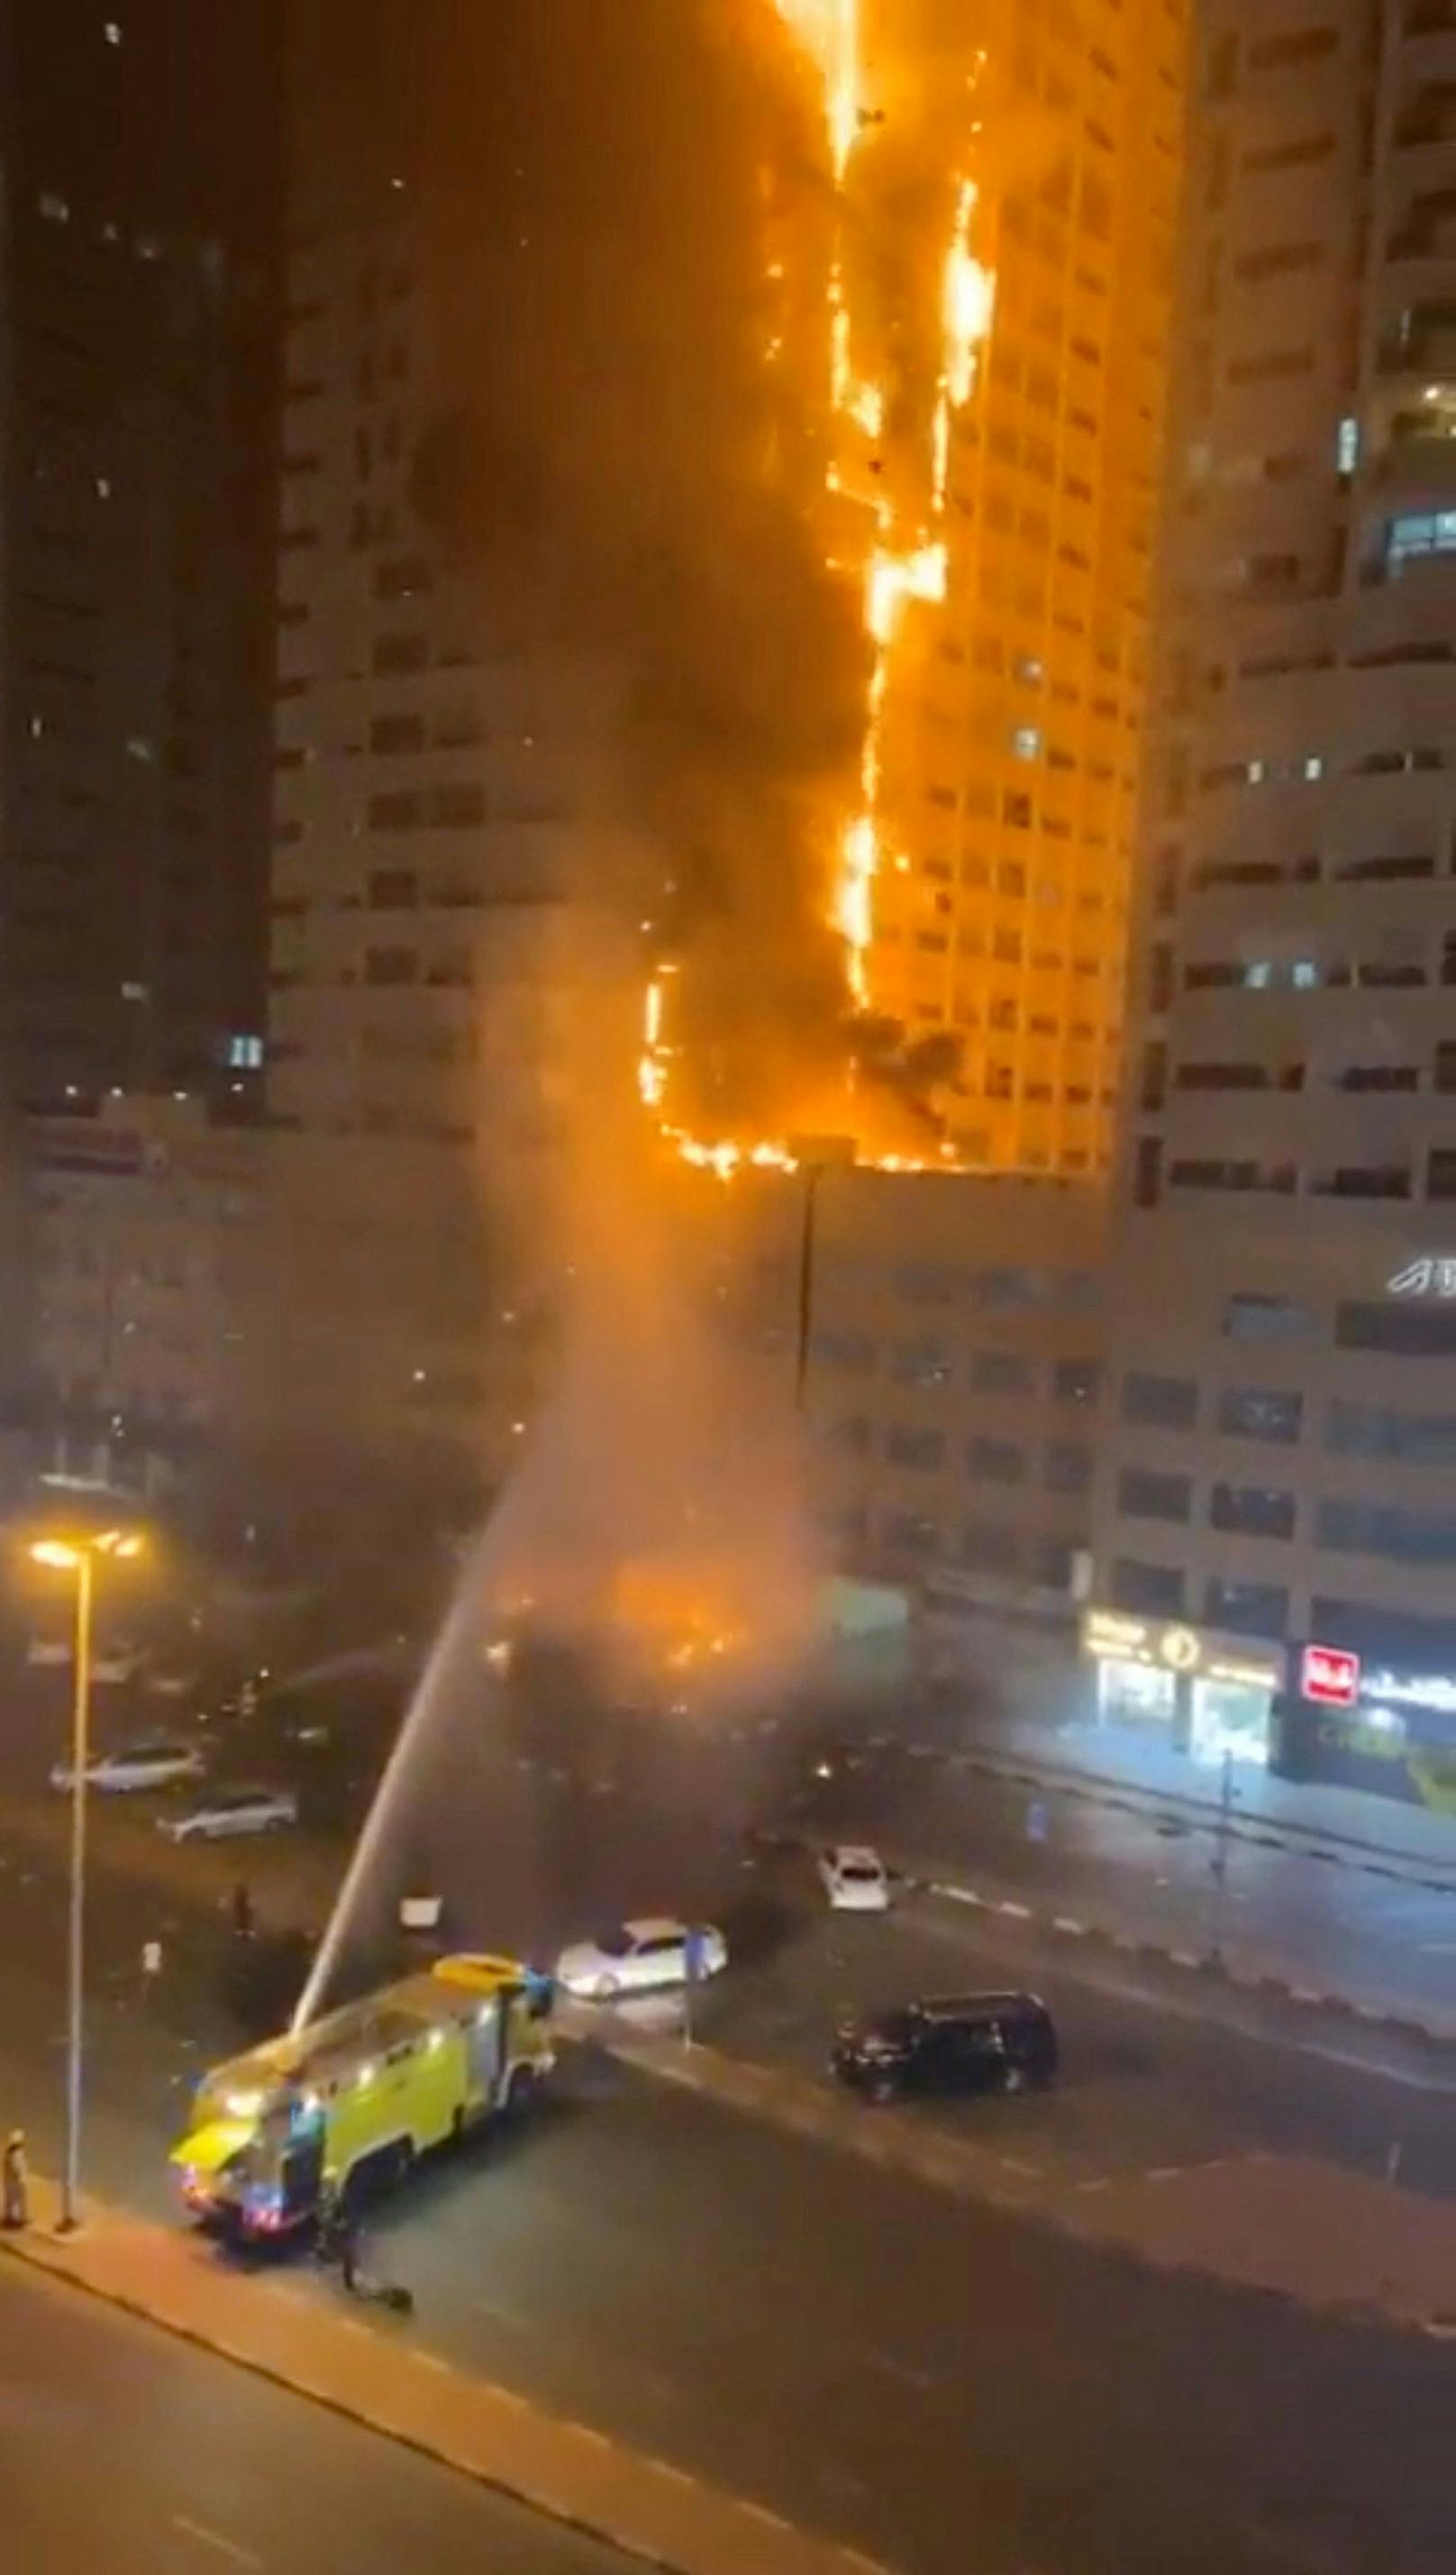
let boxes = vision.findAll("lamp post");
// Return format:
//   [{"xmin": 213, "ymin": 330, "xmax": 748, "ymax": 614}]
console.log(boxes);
[{"xmin": 30, "ymin": 1528, "xmax": 143, "ymax": 2229}]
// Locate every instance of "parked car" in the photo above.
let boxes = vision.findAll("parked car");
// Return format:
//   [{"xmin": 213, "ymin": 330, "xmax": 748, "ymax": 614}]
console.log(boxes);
[
  {"xmin": 157, "ymin": 1784, "xmax": 298, "ymax": 1844},
  {"xmin": 833, "ymin": 1992, "xmax": 1057, "ymax": 2104},
  {"xmin": 91, "ymin": 1642, "xmax": 147, "ymax": 1687},
  {"xmin": 554, "ymin": 1917, "xmax": 728, "ymax": 2002},
  {"xmin": 50, "ymin": 1739, "xmax": 205, "ymax": 1795},
  {"xmin": 146, "ymin": 1664, "xmax": 200, "ymax": 1701},
  {"xmin": 817, "ymin": 1844, "xmax": 890, "ymax": 1913}
]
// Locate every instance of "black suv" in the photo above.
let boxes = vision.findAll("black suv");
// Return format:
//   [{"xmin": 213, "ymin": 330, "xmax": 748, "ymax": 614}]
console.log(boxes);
[{"xmin": 833, "ymin": 1991, "xmax": 1057, "ymax": 2104}]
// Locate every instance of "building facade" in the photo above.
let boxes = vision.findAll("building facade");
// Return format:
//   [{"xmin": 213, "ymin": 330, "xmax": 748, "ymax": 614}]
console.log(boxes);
[
  {"xmin": 798, "ymin": 1166, "xmax": 1106, "ymax": 1619},
  {"xmin": 861, "ymin": 0, "xmax": 1190, "ymax": 1177},
  {"xmin": 0, "ymin": 0, "xmax": 279, "ymax": 1117},
  {"xmin": 20, "ymin": 1094, "xmax": 261, "ymax": 1501},
  {"xmin": 1089, "ymin": 1, "xmax": 1456, "ymax": 1809}
]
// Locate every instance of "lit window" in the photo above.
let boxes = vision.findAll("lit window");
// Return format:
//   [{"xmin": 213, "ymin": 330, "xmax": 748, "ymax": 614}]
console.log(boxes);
[
  {"xmin": 224, "ymin": 1033, "xmax": 264, "ymax": 1071},
  {"xmin": 39, "ymin": 192, "xmax": 70, "ymax": 224},
  {"xmin": 1012, "ymin": 726, "xmax": 1042, "ymax": 762},
  {"xmin": 125, "ymin": 735, "xmax": 156, "ymax": 762},
  {"xmin": 1387, "ymin": 508, "xmax": 1456, "ymax": 573},
  {"xmin": 1335, "ymin": 416, "xmax": 1359, "ymax": 476},
  {"xmin": 1303, "ymin": 754, "xmax": 1324, "ymax": 780},
  {"xmin": 1246, "ymin": 758, "xmax": 1265, "ymax": 784},
  {"xmin": 104, "ymin": 20, "xmax": 123, "ymax": 43}
]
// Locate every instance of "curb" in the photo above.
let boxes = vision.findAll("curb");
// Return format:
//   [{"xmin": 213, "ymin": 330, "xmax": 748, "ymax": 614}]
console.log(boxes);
[
  {"xmin": 578, "ymin": 2023, "xmax": 1451, "ymax": 2343},
  {"xmin": 0, "ymin": 2222, "xmax": 894, "ymax": 2575},
  {"xmin": 905, "ymin": 1740, "xmax": 1456, "ymax": 1897},
  {"xmin": 910, "ymin": 1869, "xmax": 1456, "ymax": 2050}
]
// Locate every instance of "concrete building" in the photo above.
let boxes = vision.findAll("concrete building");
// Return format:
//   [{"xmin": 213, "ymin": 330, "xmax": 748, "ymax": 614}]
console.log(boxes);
[
  {"xmin": 0, "ymin": 0, "xmax": 278, "ymax": 1118},
  {"xmin": 1089, "ymin": 1, "xmax": 1456, "ymax": 1810},
  {"xmin": 260, "ymin": 9, "xmax": 624, "ymax": 1501},
  {"xmin": 860, "ymin": 0, "xmax": 1189, "ymax": 1177},
  {"xmin": 20, "ymin": 1094, "xmax": 261, "ymax": 1501},
  {"xmin": 792, "ymin": 1167, "xmax": 1106, "ymax": 1620}
]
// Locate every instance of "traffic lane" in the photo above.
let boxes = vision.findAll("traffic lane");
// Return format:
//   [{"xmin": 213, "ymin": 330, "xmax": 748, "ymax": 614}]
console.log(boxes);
[
  {"xmin": 794, "ymin": 1741, "xmax": 1456, "ymax": 2016},
  {"xmin": 4, "ymin": 1741, "xmax": 1448, "ymax": 2220},
  {"xmin": 0, "ymin": 2262, "xmax": 627, "ymax": 2575},
  {"xmin": 313, "ymin": 2053, "xmax": 1453, "ymax": 2575},
  {"xmin": 683, "ymin": 1888, "xmax": 1456, "ymax": 2196}
]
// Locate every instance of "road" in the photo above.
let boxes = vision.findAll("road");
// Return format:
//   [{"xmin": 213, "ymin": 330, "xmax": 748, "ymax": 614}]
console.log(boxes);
[
  {"xmin": 0, "ymin": 2261, "xmax": 630, "ymax": 2575},
  {"xmin": 0, "ymin": 1798, "xmax": 1451, "ymax": 2572}
]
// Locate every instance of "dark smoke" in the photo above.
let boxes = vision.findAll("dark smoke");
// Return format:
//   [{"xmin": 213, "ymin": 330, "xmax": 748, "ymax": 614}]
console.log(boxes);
[{"xmin": 398, "ymin": 0, "xmax": 871, "ymax": 1128}]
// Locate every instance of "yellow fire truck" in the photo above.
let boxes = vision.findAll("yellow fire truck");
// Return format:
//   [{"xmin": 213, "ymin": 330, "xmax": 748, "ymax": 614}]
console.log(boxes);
[{"xmin": 169, "ymin": 1952, "xmax": 554, "ymax": 2241}]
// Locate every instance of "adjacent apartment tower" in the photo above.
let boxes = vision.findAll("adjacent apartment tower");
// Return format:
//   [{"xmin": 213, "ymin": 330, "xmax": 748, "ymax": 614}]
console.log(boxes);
[{"xmin": 1089, "ymin": 0, "xmax": 1456, "ymax": 1809}]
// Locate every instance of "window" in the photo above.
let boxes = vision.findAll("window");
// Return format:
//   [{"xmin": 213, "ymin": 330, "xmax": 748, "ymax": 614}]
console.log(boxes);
[
  {"xmin": 1326, "ymin": 1402, "xmax": 1456, "ymax": 1466},
  {"xmin": 1248, "ymin": 25, "xmax": 1337, "ymax": 70},
  {"xmin": 888, "ymin": 1338, "xmax": 951, "ymax": 1386},
  {"xmin": 1210, "ymin": 1482, "xmax": 1297, "ymax": 1540},
  {"xmin": 1335, "ymin": 1302, "xmax": 1456, "ymax": 1356},
  {"xmin": 368, "ymin": 790, "xmax": 421, "ymax": 831},
  {"xmin": 432, "ymin": 781, "xmax": 485, "ymax": 827},
  {"xmin": 1118, "ymin": 1467, "xmax": 1192, "ymax": 1523},
  {"xmin": 967, "ymin": 1437, "xmax": 1024, "ymax": 1484},
  {"xmin": 1123, "ymin": 1372, "xmax": 1197, "ymax": 1429},
  {"xmin": 374, "ymin": 555, "xmax": 431, "ymax": 601},
  {"xmin": 1111, "ymin": 1557, "xmax": 1187, "ymax": 1617},
  {"xmin": 1052, "ymin": 1356, "xmax": 1101, "ymax": 1405},
  {"xmin": 1317, "ymin": 1499, "xmax": 1456, "ymax": 1566},
  {"xmin": 373, "ymin": 633, "xmax": 427, "ymax": 675},
  {"xmin": 1204, "ymin": 1579, "xmax": 1288, "ymax": 1641},
  {"xmin": 1234, "ymin": 242, "xmax": 1322, "ymax": 283},
  {"xmin": 368, "ymin": 868, "xmax": 416, "ymax": 909},
  {"xmin": 886, "ymin": 1425, "xmax": 947, "ymax": 1471},
  {"xmin": 1027, "ymin": 1536, "xmax": 1075, "ymax": 1593},
  {"xmin": 1045, "ymin": 1442, "xmax": 1092, "ymax": 1495},
  {"xmin": 1224, "ymin": 1294, "xmax": 1314, "ymax": 1343},
  {"xmin": 971, "ymin": 1350, "xmax": 1034, "ymax": 1395},
  {"xmin": 1216, "ymin": 1386, "xmax": 1303, "ymax": 1446},
  {"xmin": 1427, "ymin": 1149, "xmax": 1456, "ymax": 1201},
  {"xmin": 363, "ymin": 946, "xmax": 415, "ymax": 986},
  {"xmin": 972, "ymin": 1267, "xmax": 1042, "ymax": 1308},
  {"xmin": 223, "ymin": 1033, "xmax": 264, "ymax": 1071},
  {"xmin": 1386, "ymin": 509, "xmax": 1456, "ymax": 575},
  {"xmin": 370, "ymin": 714, "xmax": 424, "ymax": 754}
]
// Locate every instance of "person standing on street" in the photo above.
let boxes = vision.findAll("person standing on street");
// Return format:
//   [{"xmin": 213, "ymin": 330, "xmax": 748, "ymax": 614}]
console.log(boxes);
[
  {"xmin": 3, "ymin": 2129, "xmax": 29, "ymax": 2230},
  {"xmin": 231, "ymin": 1880, "xmax": 255, "ymax": 1940}
]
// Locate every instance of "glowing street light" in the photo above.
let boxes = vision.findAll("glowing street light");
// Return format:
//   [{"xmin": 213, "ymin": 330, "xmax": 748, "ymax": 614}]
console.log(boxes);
[{"xmin": 28, "ymin": 1525, "xmax": 145, "ymax": 2228}]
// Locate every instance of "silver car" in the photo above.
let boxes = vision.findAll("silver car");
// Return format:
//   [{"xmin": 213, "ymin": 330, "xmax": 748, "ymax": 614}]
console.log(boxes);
[
  {"xmin": 158, "ymin": 1785, "xmax": 297, "ymax": 1843},
  {"xmin": 50, "ymin": 1739, "xmax": 205, "ymax": 1795}
]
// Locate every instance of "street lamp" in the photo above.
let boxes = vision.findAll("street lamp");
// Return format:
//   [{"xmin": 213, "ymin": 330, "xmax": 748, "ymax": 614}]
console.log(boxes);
[{"xmin": 29, "ymin": 1527, "xmax": 143, "ymax": 2229}]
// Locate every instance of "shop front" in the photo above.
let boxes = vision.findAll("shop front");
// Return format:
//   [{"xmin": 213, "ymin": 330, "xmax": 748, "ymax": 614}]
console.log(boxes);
[
  {"xmin": 1081, "ymin": 1609, "xmax": 1284, "ymax": 1768},
  {"xmin": 1278, "ymin": 1645, "xmax": 1456, "ymax": 1809}
]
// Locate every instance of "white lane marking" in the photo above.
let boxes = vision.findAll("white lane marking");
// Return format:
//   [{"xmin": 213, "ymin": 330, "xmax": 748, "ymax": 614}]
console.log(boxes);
[
  {"xmin": 650, "ymin": 2460, "xmax": 697, "ymax": 2488},
  {"xmin": 171, "ymin": 2516, "xmax": 263, "ymax": 2570},
  {"xmin": 1052, "ymin": 1916, "xmax": 1087, "ymax": 1935},
  {"xmin": 996, "ymin": 1899, "xmax": 1032, "ymax": 1920},
  {"xmin": 1075, "ymin": 2176, "xmax": 1113, "ymax": 2193},
  {"xmin": 739, "ymin": 2501, "xmax": 792, "ymax": 2532},
  {"xmin": 412, "ymin": 2350, "xmax": 450, "ymax": 2372},
  {"xmin": 998, "ymin": 2155, "xmax": 1043, "ymax": 2178},
  {"xmin": 864, "ymin": 2348, "xmax": 938, "ymax": 2391}
]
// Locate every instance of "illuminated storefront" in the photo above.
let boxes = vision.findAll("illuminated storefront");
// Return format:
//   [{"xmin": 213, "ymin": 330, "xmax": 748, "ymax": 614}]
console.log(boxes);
[{"xmin": 1081, "ymin": 1610, "xmax": 1284, "ymax": 1768}]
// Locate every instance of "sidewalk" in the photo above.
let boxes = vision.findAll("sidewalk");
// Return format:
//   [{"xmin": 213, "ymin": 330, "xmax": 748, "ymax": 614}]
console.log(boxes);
[
  {"xmin": 968, "ymin": 1712, "xmax": 1456, "ymax": 1885},
  {"xmin": 0, "ymin": 2173, "xmax": 893, "ymax": 2575},
  {"xmin": 570, "ymin": 2013, "xmax": 1456, "ymax": 2335}
]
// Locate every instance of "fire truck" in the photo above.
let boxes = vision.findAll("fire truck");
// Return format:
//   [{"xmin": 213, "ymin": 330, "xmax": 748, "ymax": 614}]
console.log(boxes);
[{"xmin": 169, "ymin": 1952, "xmax": 554, "ymax": 2240}]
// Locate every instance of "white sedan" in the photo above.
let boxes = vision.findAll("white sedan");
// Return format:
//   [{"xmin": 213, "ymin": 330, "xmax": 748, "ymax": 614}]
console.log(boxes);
[
  {"xmin": 50, "ymin": 1739, "xmax": 205, "ymax": 1794},
  {"xmin": 158, "ymin": 1785, "xmax": 298, "ymax": 1843},
  {"xmin": 554, "ymin": 1916, "xmax": 728, "ymax": 2002},
  {"xmin": 817, "ymin": 1845, "xmax": 890, "ymax": 1913}
]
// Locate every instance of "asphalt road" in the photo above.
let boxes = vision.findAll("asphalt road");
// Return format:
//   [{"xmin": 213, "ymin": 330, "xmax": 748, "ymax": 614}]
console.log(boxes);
[
  {"xmin": 0, "ymin": 1803, "xmax": 1451, "ymax": 2574},
  {"xmin": 0, "ymin": 2262, "xmax": 630, "ymax": 2575}
]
